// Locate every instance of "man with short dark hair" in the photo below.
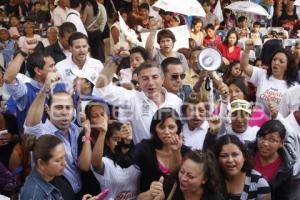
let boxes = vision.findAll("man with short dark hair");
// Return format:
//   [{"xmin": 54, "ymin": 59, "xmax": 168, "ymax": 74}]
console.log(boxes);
[
  {"xmin": 55, "ymin": 32, "xmax": 103, "ymax": 88},
  {"xmin": 4, "ymin": 44, "xmax": 56, "ymax": 131},
  {"xmin": 44, "ymin": 22, "xmax": 77, "ymax": 63},
  {"xmin": 161, "ymin": 57, "xmax": 192, "ymax": 100},
  {"xmin": 24, "ymin": 79, "xmax": 85, "ymax": 196},
  {"xmin": 94, "ymin": 59, "xmax": 182, "ymax": 143}
]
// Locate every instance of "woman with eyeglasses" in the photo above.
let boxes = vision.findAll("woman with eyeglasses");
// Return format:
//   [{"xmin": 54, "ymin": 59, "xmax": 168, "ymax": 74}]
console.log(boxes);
[
  {"xmin": 248, "ymin": 120, "xmax": 294, "ymax": 200},
  {"xmin": 214, "ymin": 134, "xmax": 271, "ymax": 200}
]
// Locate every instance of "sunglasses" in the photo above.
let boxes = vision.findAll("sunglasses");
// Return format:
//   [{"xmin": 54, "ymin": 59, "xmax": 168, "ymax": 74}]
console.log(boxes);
[{"xmin": 170, "ymin": 73, "xmax": 186, "ymax": 80}]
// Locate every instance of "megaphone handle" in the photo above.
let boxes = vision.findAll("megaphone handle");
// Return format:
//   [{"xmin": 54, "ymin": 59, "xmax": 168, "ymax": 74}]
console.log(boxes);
[{"xmin": 205, "ymin": 77, "xmax": 211, "ymax": 91}]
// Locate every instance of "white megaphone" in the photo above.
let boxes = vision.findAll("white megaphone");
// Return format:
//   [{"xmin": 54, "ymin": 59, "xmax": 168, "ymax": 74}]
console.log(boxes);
[{"xmin": 198, "ymin": 47, "xmax": 222, "ymax": 71}]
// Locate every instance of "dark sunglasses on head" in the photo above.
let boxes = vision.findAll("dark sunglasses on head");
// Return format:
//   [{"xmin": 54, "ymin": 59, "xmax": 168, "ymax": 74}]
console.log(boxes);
[{"xmin": 170, "ymin": 73, "xmax": 186, "ymax": 80}]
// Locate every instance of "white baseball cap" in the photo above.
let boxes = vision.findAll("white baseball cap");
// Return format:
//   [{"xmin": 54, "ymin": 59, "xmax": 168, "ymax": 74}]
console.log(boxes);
[{"xmin": 71, "ymin": 68, "xmax": 98, "ymax": 85}]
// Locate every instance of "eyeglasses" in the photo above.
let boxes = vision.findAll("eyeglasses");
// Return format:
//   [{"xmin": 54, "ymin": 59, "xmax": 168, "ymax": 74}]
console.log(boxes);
[
  {"xmin": 170, "ymin": 73, "xmax": 186, "ymax": 80},
  {"xmin": 257, "ymin": 136, "xmax": 281, "ymax": 144}
]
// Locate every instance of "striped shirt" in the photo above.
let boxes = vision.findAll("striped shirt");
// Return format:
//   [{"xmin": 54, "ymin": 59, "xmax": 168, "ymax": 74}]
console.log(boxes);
[{"xmin": 227, "ymin": 169, "xmax": 270, "ymax": 200}]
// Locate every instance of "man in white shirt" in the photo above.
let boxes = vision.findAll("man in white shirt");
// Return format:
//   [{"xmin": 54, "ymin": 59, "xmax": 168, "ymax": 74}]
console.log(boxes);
[
  {"xmin": 66, "ymin": 0, "xmax": 87, "ymax": 36},
  {"xmin": 55, "ymin": 32, "xmax": 103, "ymax": 88},
  {"xmin": 52, "ymin": 0, "xmax": 69, "ymax": 27},
  {"xmin": 93, "ymin": 59, "xmax": 182, "ymax": 144}
]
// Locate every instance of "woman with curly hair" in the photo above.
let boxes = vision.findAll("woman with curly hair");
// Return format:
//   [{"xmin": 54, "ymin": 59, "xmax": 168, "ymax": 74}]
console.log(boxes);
[{"xmin": 241, "ymin": 47, "xmax": 298, "ymax": 115}]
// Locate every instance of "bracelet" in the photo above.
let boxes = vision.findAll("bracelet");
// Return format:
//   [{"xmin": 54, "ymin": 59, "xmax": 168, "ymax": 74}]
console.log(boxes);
[
  {"xmin": 40, "ymin": 86, "xmax": 50, "ymax": 94},
  {"xmin": 110, "ymin": 55, "xmax": 120, "ymax": 65},
  {"xmin": 82, "ymin": 135, "xmax": 92, "ymax": 142}
]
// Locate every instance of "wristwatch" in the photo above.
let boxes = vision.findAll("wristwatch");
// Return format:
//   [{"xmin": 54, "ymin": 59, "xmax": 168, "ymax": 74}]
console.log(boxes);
[{"xmin": 82, "ymin": 135, "xmax": 92, "ymax": 142}]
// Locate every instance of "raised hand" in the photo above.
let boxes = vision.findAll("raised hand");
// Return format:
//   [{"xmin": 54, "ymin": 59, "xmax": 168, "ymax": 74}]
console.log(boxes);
[
  {"xmin": 120, "ymin": 122, "xmax": 133, "ymax": 142},
  {"xmin": 218, "ymin": 82, "xmax": 229, "ymax": 100},
  {"xmin": 267, "ymin": 99, "xmax": 278, "ymax": 119},
  {"xmin": 150, "ymin": 176, "xmax": 164, "ymax": 199},
  {"xmin": 82, "ymin": 119, "xmax": 91, "ymax": 135},
  {"xmin": 91, "ymin": 113, "xmax": 108, "ymax": 134},
  {"xmin": 22, "ymin": 38, "xmax": 38, "ymax": 54},
  {"xmin": 43, "ymin": 72, "xmax": 60, "ymax": 92},
  {"xmin": 169, "ymin": 134, "xmax": 183, "ymax": 152},
  {"xmin": 244, "ymin": 39, "xmax": 254, "ymax": 52},
  {"xmin": 149, "ymin": 17, "xmax": 161, "ymax": 31},
  {"xmin": 208, "ymin": 115, "xmax": 222, "ymax": 134}
]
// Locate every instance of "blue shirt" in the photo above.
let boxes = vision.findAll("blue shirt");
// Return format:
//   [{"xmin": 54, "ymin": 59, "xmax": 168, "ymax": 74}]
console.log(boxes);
[
  {"xmin": 24, "ymin": 119, "xmax": 82, "ymax": 193},
  {"xmin": 20, "ymin": 168, "xmax": 64, "ymax": 200},
  {"xmin": 4, "ymin": 78, "xmax": 48, "ymax": 132}
]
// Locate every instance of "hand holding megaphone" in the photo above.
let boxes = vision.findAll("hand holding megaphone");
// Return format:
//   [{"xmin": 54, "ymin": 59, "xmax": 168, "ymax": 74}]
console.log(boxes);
[{"xmin": 198, "ymin": 48, "xmax": 222, "ymax": 71}]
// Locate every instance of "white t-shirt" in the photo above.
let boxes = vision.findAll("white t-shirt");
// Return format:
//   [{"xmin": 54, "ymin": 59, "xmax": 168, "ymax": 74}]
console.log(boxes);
[
  {"xmin": 18, "ymin": 34, "xmax": 41, "ymax": 50},
  {"xmin": 66, "ymin": 9, "xmax": 87, "ymax": 36},
  {"xmin": 52, "ymin": 6, "xmax": 69, "ymax": 27},
  {"xmin": 92, "ymin": 157, "xmax": 140, "ymax": 200},
  {"xmin": 279, "ymin": 85, "xmax": 300, "ymax": 118},
  {"xmin": 226, "ymin": 126, "xmax": 260, "ymax": 142},
  {"xmin": 55, "ymin": 56, "xmax": 103, "ymax": 88},
  {"xmin": 250, "ymin": 67, "xmax": 288, "ymax": 114},
  {"xmin": 182, "ymin": 121, "xmax": 209, "ymax": 150},
  {"xmin": 93, "ymin": 85, "xmax": 182, "ymax": 144}
]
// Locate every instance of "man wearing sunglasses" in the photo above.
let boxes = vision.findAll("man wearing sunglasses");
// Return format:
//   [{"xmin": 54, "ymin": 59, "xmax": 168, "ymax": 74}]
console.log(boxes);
[{"xmin": 161, "ymin": 57, "xmax": 192, "ymax": 100}]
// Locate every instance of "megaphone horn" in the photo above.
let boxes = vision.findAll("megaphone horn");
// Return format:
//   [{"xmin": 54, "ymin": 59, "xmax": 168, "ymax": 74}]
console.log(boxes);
[{"xmin": 198, "ymin": 47, "xmax": 222, "ymax": 71}]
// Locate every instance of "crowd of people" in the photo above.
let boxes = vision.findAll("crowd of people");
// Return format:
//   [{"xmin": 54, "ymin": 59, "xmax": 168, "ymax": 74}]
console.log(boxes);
[{"xmin": 0, "ymin": 0, "xmax": 300, "ymax": 200}]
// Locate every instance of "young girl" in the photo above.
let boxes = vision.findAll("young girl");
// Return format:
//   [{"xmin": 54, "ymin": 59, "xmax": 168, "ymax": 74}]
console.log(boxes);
[{"xmin": 190, "ymin": 17, "xmax": 204, "ymax": 47}]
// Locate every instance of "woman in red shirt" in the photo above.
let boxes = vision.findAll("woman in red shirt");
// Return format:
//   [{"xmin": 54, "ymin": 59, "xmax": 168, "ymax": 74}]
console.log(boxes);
[{"xmin": 218, "ymin": 29, "xmax": 241, "ymax": 66}]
